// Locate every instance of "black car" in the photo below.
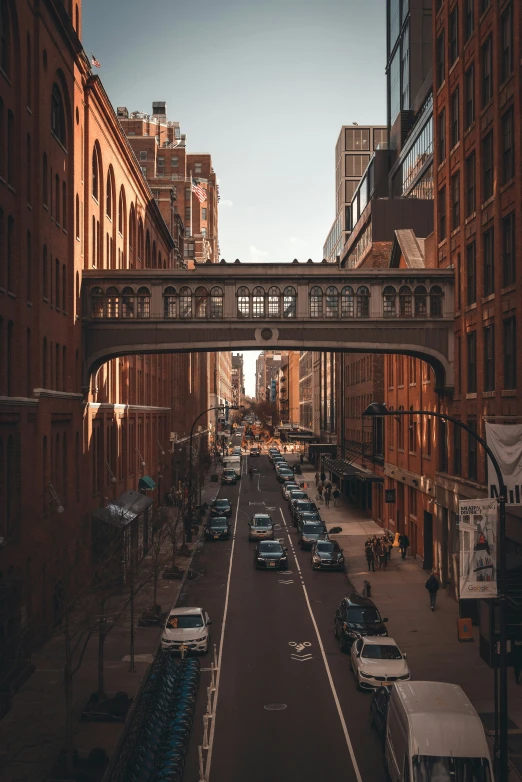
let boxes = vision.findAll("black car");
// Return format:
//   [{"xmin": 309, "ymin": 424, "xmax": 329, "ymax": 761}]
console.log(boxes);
[
  {"xmin": 254, "ymin": 540, "xmax": 288, "ymax": 570},
  {"xmin": 311, "ymin": 539, "xmax": 345, "ymax": 570},
  {"xmin": 370, "ymin": 686, "xmax": 391, "ymax": 742},
  {"xmin": 250, "ymin": 447, "xmax": 260, "ymax": 456},
  {"xmin": 297, "ymin": 522, "xmax": 328, "ymax": 549},
  {"xmin": 334, "ymin": 593, "xmax": 388, "ymax": 652},
  {"xmin": 205, "ymin": 516, "xmax": 231, "ymax": 540},
  {"xmin": 291, "ymin": 500, "xmax": 318, "ymax": 525},
  {"xmin": 276, "ymin": 469, "xmax": 295, "ymax": 484},
  {"xmin": 298, "ymin": 511, "xmax": 323, "ymax": 525},
  {"xmin": 221, "ymin": 469, "xmax": 237, "ymax": 485},
  {"xmin": 211, "ymin": 498, "xmax": 232, "ymax": 518}
]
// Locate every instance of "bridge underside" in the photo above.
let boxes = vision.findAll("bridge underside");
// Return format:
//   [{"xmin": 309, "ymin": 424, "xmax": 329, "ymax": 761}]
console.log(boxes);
[{"xmin": 83, "ymin": 320, "xmax": 454, "ymax": 393}]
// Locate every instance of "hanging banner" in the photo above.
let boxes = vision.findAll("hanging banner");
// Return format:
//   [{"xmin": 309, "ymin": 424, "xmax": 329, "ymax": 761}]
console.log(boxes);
[
  {"xmin": 458, "ymin": 498, "xmax": 498, "ymax": 599},
  {"xmin": 485, "ymin": 422, "xmax": 522, "ymax": 506}
]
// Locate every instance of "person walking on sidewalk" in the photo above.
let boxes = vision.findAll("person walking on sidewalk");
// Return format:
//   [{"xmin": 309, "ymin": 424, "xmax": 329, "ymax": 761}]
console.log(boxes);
[
  {"xmin": 320, "ymin": 471, "xmax": 326, "ymax": 483},
  {"xmin": 314, "ymin": 471, "xmax": 320, "ymax": 487},
  {"xmin": 333, "ymin": 487, "xmax": 340, "ymax": 507},
  {"xmin": 425, "ymin": 571, "xmax": 440, "ymax": 611},
  {"xmin": 399, "ymin": 533, "xmax": 409, "ymax": 560},
  {"xmin": 324, "ymin": 486, "xmax": 332, "ymax": 507},
  {"xmin": 365, "ymin": 540, "xmax": 375, "ymax": 572}
]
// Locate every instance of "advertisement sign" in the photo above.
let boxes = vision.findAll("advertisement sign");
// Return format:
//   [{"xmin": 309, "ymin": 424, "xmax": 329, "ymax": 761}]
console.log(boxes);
[
  {"xmin": 458, "ymin": 498, "xmax": 498, "ymax": 599},
  {"xmin": 485, "ymin": 422, "xmax": 522, "ymax": 506}
]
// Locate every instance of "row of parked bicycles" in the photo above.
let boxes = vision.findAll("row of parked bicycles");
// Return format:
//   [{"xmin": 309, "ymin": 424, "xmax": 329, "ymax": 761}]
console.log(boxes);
[{"xmin": 111, "ymin": 654, "xmax": 200, "ymax": 782}]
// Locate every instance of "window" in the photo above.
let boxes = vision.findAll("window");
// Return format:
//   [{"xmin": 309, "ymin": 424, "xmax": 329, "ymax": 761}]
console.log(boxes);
[
  {"xmin": 62, "ymin": 264, "xmax": 66, "ymax": 312},
  {"xmin": 383, "ymin": 286, "xmax": 396, "ymax": 317},
  {"xmin": 449, "ymin": 5, "xmax": 459, "ymax": 66},
  {"xmin": 118, "ymin": 190, "xmax": 124, "ymax": 234},
  {"xmin": 438, "ymin": 186, "xmax": 446, "ymax": 241},
  {"xmin": 438, "ymin": 109, "xmax": 446, "ymax": 162},
  {"xmin": 345, "ymin": 154, "xmax": 370, "ymax": 177},
  {"xmin": 267, "ymin": 286, "xmax": 280, "ymax": 317},
  {"xmin": 75, "ymin": 194, "xmax": 80, "ymax": 240},
  {"xmin": 202, "ymin": 208, "xmax": 207, "ymax": 220},
  {"xmin": 451, "ymin": 172, "xmax": 460, "ymax": 230},
  {"xmin": 139, "ymin": 151, "xmax": 147, "ymax": 161},
  {"xmin": 55, "ymin": 258, "xmax": 60, "ymax": 308},
  {"xmin": 401, "ymin": 22, "xmax": 410, "ymax": 111},
  {"xmin": 194, "ymin": 286, "xmax": 208, "ymax": 318},
  {"xmin": 453, "ymin": 423, "xmax": 462, "ymax": 475},
  {"xmin": 51, "ymin": 84, "xmax": 66, "ymax": 147},
  {"xmin": 397, "ymin": 414, "xmax": 404, "ymax": 450},
  {"xmin": 482, "ymin": 132, "xmax": 493, "ymax": 201},
  {"xmin": 480, "ymin": 0, "xmax": 490, "ymax": 12},
  {"xmin": 467, "ymin": 330, "xmax": 477, "ymax": 393},
  {"xmin": 43, "ymin": 245, "xmax": 48, "ymax": 298},
  {"xmin": 171, "ymin": 156, "xmax": 178, "ymax": 168},
  {"xmin": 465, "ymin": 65, "xmax": 474, "ymax": 128},
  {"xmin": 398, "ymin": 357, "xmax": 404, "ymax": 386},
  {"xmin": 26, "ymin": 230, "xmax": 32, "ymax": 302},
  {"xmin": 484, "ymin": 325, "xmax": 495, "ymax": 391},
  {"xmin": 237, "ymin": 286, "xmax": 250, "ymax": 317},
  {"xmin": 414, "ymin": 286, "xmax": 427, "ymax": 317},
  {"xmin": 137, "ymin": 287, "xmax": 150, "ymax": 318},
  {"xmin": 482, "ymin": 227, "xmax": 494, "ymax": 296},
  {"xmin": 210, "ymin": 286, "xmax": 223, "ymax": 318},
  {"xmin": 501, "ymin": 107, "xmax": 514, "ymax": 184},
  {"xmin": 341, "ymin": 286, "xmax": 354, "ymax": 317},
  {"xmin": 43, "ymin": 153, "xmax": 48, "ymax": 205},
  {"xmin": 466, "ymin": 242, "xmax": 476, "ymax": 305},
  {"xmin": 450, "ymin": 88, "xmax": 459, "ymax": 148},
  {"xmin": 409, "ymin": 357, "xmax": 417, "ymax": 384},
  {"xmin": 62, "ymin": 182, "xmax": 66, "ymax": 229},
  {"xmin": 185, "ymin": 241, "xmax": 194, "ymax": 259},
  {"xmin": 325, "ymin": 286, "xmax": 338, "ymax": 318},
  {"xmin": 356, "ymin": 286, "xmax": 370, "ymax": 317},
  {"xmin": 92, "ymin": 147, "xmax": 99, "ymax": 199},
  {"xmin": 7, "ymin": 109, "xmax": 13, "ymax": 185},
  {"xmin": 252, "ymin": 286, "xmax": 265, "ymax": 318},
  {"xmin": 481, "ymin": 36, "xmax": 492, "ymax": 107},
  {"xmin": 502, "ymin": 213, "xmax": 515, "ymax": 287},
  {"xmin": 55, "ymin": 174, "xmax": 60, "ymax": 224},
  {"xmin": 426, "ymin": 418, "xmax": 432, "ymax": 457},
  {"xmin": 0, "ymin": 0, "xmax": 10, "ymax": 75},
  {"xmin": 106, "ymin": 172, "xmax": 113, "ymax": 218},
  {"xmin": 456, "ymin": 334, "xmax": 462, "ymax": 394},
  {"xmin": 345, "ymin": 128, "xmax": 370, "ymax": 150},
  {"xmin": 436, "ymin": 32, "xmax": 445, "ymax": 88},
  {"xmin": 439, "ymin": 419, "xmax": 448, "ymax": 472},
  {"xmin": 503, "ymin": 317, "xmax": 516, "ymax": 389},
  {"xmin": 430, "ymin": 286, "xmax": 443, "ymax": 316},
  {"xmin": 184, "ymin": 207, "xmax": 191, "ymax": 223},
  {"xmin": 408, "ymin": 420, "xmax": 417, "ymax": 454},
  {"xmin": 467, "ymin": 420, "xmax": 477, "ymax": 480},
  {"xmin": 456, "ymin": 253, "xmax": 461, "ymax": 310},
  {"xmin": 464, "ymin": 0, "xmax": 474, "ymax": 40},
  {"xmin": 501, "ymin": 4, "xmax": 513, "ymax": 83},
  {"xmin": 194, "ymin": 162, "xmax": 202, "ymax": 174},
  {"xmin": 310, "ymin": 287, "xmax": 323, "ymax": 317},
  {"xmin": 7, "ymin": 214, "xmax": 13, "ymax": 291},
  {"xmin": 26, "ymin": 134, "xmax": 32, "ymax": 204},
  {"xmin": 399, "ymin": 286, "xmax": 412, "ymax": 316},
  {"xmin": 465, "ymin": 152, "xmax": 475, "ymax": 216}
]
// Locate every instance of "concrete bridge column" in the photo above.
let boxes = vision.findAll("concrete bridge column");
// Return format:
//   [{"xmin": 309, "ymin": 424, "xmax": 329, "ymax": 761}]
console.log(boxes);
[
  {"xmin": 297, "ymin": 282, "xmax": 308, "ymax": 318},
  {"xmin": 369, "ymin": 283, "xmax": 382, "ymax": 319},
  {"xmin": 224, "ymin": 282, "xmax": 236, "ymax": 318},
  {"xmin": 151, "ymin": 281, "xmax": 163, "ymax": 317}
]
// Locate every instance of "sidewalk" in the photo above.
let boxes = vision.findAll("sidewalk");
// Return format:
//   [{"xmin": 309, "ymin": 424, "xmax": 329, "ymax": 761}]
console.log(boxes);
[
  {"xmin": 293, "ymin": 457, "xmax": 522, "ymax": 778},
  {"xmin": 0, "ymin": 478, "xmax": 219, "ymax": 782}
]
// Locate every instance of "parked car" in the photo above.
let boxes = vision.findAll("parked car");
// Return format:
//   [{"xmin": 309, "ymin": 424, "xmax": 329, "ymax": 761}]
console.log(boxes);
[
  {"xmin": 254, "ymin": 540, "xmax": 289, "ymax": 570},
  {"xmin": 205, "ymin": 516, "xmax": 231, "ymax": 540},
  {"xmin": 297, "ymin": 510, "xmax": 323, "ymax": 525},
  {"xmin": 248, "ymin": 514, "xmax": 275, "ymax": 541},
  {"xmin": 292, "ymin": 499, "xmax": 319, "ymax": 524},
  {"xmin": 276, "ymin": 469, "xmax": 295, "ymax": 483},
  {"xmin": 297, "ymin": 521, "xmax": 328, "ymax": 549},
  {"xmin": 282, "ymin": 482, "xmax": 300, "ymax": 500},
  {"xmin": 288, "ymin": 490, "xmax": 308, "ymax": 509},
  {"xmin": 268, "ymin": 449, "xmax": 281, "ymax": 463},
  {"xmin": 350, "ymin": 636, "xmax": 410, "ymax": 691},
  {"xmin": 272, "ymin": 457, "xmax": 287, "ymax": 469},
  {"xmin": 334, "ymin": 593, "xmax": 388, "ymax": 652},
  {"xmin": 221, "ymin": 469, "xmax": 237, "ymax": 485},
  {"xmin": 249, "ymin": 447, "xmax": 260, "ymax": 456},
  {"xmin": 211, "ymin": 498, "xmax": 232, "ymax": 517},
  {"xmin": 311, "ymin": 539, "xmax": 345, "ymax": 570},
  {"xmin": 161, "ymin": 606, "xmax": 211, "ymax": 654},
  {"xmin": 370, "ymin": 686, "xmax": 391, "ymax": 742}
]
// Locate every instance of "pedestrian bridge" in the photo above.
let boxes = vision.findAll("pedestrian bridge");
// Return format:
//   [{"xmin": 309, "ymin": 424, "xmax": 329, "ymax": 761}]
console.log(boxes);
[{"xmin": 82, "ymin": 262, "xmax": 455, "ymax": 391}]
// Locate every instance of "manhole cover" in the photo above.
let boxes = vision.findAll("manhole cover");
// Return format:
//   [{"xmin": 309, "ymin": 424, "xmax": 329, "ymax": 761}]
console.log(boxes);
[{"xmin": 264, "ymin": 703, "xmax": 287, "ymax": 711}]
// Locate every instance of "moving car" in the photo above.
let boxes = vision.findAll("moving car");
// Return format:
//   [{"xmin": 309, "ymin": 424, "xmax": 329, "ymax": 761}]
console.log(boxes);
[
  {"xmin": 292, "ymin": 499, "xmax": 318, "ymax": 524},
  {"xmin": 221, "ymin": 468, "xmax": 237, "ymax": 485},
  {"xmin": 205, "ymin": 516, "xmax": 231, "ymax": 540},
  {"xmin": 254, "ymin": 540, "xmax": 288, "ymax": 570},
  {"xmin": 233, "ymin": 446, "xmax": 242, "ymax": 455},
  {"xmin": 211, "ymin": 498, "xmax": 232, "ymax": 518},
  {"xmin": 248, "ymin": 514, "xmax": 275, "ymax": 541},
  {"xmin": 297, "ymin": 521, "xmax": 328, "ymax": 549},
  {"xmin": 370, "ymin": 686, "xmax": 391, "ymax": 742},
  {"xmin": 282, "ymin": 482, "xmax": 300, "ymax": 499},
  {"xmin": 249, "ymin": 447, "xmax": 260, "ymax": 456},
  {"xmin": 334, "ymin": 593, "xmax": 388, "ymax": 651},
  {"xmin": 161, "ymin": 606, "xmax": 211, "ymax": 654},
  {"xmin": 222, "ymin": 455, "xmax": 241, "ymax": 478},
  {"xmin": 311, "ymin": 539, "xmax": 345, "ymax": 570},
  {"xmin": 350, "ymin": 636, "xmax": 410, "ymax": 690}
]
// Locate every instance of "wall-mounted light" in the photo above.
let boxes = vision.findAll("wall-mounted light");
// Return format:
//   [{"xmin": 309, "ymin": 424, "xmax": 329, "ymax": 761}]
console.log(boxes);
[
  {"xmin": 136, "ymin": 448, "xmax": 146, "ymax": 469},
  {"xmin": 105, "ymin": 460, "xmax": 117, "ymax": 485},
  {"xmin": 49, "ymin": 482, "xmax": 64, "ymax": 514}
]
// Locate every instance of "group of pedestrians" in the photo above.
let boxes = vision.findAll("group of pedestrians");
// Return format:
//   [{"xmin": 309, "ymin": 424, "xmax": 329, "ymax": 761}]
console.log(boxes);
[
  {"xmin": 314, "ymin": 471, "xmax": 340, "ymax": 508},
  {"xmin": 364, "ymin": 534, "xmax": 394, "ymax": 571}
]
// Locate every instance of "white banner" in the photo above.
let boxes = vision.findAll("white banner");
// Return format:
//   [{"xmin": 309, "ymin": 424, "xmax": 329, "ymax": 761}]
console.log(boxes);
[
  {"xmin": 459, "ymin": 498, "xmax": 498, "ymax": 599},
  {"xmin": 485, "ymin": 423, "xmax": 522, "ymax": 506}
]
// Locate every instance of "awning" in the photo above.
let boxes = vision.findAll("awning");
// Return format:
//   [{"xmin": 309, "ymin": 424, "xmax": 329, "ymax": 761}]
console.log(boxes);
[
  {"xmin": 323, "ymin": 456, "xmax": 383, "ymax": 483},
  {"xmin": 288, "ymin": 433, "xmax": 320, "ymax": 441},
  {"xmin": 92, "ymin": 489, "xmax": 154, "ymax": 527},
  {"xmin": 139, "ymin": 475, "xmax": 156, "ymax": 491}
]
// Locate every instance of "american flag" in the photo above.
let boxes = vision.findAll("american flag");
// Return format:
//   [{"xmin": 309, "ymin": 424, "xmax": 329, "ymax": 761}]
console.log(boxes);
[
  {"xmin": 192, "ymin": 178, "xmax": 207, "ymax": 203},
  {"xmin": 91, "ymin": 53, "xmax": 101, "ymax": 68}
]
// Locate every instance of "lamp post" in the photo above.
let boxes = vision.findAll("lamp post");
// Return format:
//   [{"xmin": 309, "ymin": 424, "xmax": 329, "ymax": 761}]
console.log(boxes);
[{"xmin": 363, "ymin": 402, "xmax": 508, "ymax": 780}]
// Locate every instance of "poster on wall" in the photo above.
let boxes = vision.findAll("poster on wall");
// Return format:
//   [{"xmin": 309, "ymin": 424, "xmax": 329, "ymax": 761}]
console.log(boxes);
[
  {"xmin": 458, "ymin": 498, "xmax": 498, "ymax": 599},
  {"xmin": 485, "ymin": 422, "xmax": 522, "ymax": 506}
]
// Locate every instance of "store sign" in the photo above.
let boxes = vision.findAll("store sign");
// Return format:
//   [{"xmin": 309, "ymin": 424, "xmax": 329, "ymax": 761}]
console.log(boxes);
[
  {"xmin": 385, "ymin": 489, "xmax": 396, "ymax": 503},
  {"xmin": 458, "ymin": 498, "xmax": 498, "ymax": 599},
  {"xmin": 485, "ymin": 423, "xmax": 522, "ymax": 506}
]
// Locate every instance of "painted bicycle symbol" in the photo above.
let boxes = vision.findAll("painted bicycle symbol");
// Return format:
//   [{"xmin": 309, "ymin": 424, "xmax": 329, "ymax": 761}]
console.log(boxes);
[{"xmin": 288, "ymin": 641, "xmax": 312, "ymax": 654}]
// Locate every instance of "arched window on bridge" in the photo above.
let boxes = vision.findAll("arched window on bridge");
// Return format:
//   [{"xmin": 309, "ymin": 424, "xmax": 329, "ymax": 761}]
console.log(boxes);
[
  {"xmin": 399, "ymin": 286, "xmax": 412, "ymax": 317},
  {"xmin": 91, "ymin": 286, "xmax": 104, "ymax": 318},
  {"xmin": 430, "ymin": 285, "xmax": 443, "ymax": 317},
  {"xmin": 310, "ymin": 286, "xmax": 323, "ymax": 318},
  {"xmin": 195, "ymin": 286, "xmax": 208, "ymax": 319},
  {"xmin": 137, "ymin": 286, "xmax": 150, "ymax": 318},
  {"xmin": 414, "ymin": 285, "xmax": 427, "ymax": 317},
  {"xmin": 283, "ymin": 286, "xmax": 296, "ymax": 318},
  {"xmin": 325, "ymin": 286, "xmax": 338, "ymax": 318},
  {"xmin": 268, "ymin": 286, "xmax": 280, "ymax": 318},
  {"xmin": 383, "ymin": 286, "xmax": 396, "ymax": 318},
  {"xmin": 180, "ymin": 286, "xmax": 192, "ymax": 318},
  {"xmin": 356, "ymin": 286, "xmax": 370, "ymax": 317},
  {"xmin": 106, "ymin": 286, "xmax": 120, "ymax": 318},
  {"xmin": 252, "ymin": 286, "xmax": 265, "ymax": 318},
  {"xmin": 341, "ymin": 286, "xmax": 354, "ymax": 317},
  {"xmin": 122, "ymin": 286, "xmax": 135, "ymax": 318},
  {"xmin": 237, "ymin": 286, "xmax": 250, "ymax": 318},
  {"xmin": 210, "ymin": 287, "xmax": 223, "ymax": 318},
  {"xmin": 164, "ymin": 286, "xmax": 176, "ymax": 318}
]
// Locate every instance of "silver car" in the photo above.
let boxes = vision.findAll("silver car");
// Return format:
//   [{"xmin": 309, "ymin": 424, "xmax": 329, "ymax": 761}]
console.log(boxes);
[
  {"xmin": 249, "ymin": 514, "xmax": 275, "ymax": 541},
  {"xmin": 282, "ymin": 482, "xmax": 300, "ymax": 499}
]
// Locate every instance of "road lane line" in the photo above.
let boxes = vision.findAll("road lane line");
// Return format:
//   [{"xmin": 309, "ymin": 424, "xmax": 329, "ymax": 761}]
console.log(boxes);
[{"xmin": 279, "ymin": 508, "xmax": 363, "ymax": 782}]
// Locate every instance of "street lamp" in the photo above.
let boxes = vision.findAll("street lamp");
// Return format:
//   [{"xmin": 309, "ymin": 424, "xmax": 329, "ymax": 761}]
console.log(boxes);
[{"xmin": 363, "ymin": 402, "xmax": 508, "ymax": 780}]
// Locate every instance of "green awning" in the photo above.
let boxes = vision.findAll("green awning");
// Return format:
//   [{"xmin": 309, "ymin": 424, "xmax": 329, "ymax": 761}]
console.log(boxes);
[{"xmin": 139, "ymin": 475, "xmax": 156, "ymax": 491}]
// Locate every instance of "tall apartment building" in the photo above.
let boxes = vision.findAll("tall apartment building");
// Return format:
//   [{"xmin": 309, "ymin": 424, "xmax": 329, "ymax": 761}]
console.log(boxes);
[
  {"xmin": 277, "ymin": 352, "xmax": 300, "ymax": 425},
  {"xmin": 231, "ymin": 354, "xmax": 245, "ymax": 408},
  {"xmin": 299, "ymin": 351, "xmax": 314, "ymax": 429}
]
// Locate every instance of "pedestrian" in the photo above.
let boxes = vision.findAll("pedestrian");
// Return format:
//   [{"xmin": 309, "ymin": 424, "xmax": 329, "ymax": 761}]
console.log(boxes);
[
  {"xmin": 320, "ymin": 471, "xmax": 326, "ymax": 483},
  {"xmin": 333, "ymin": 487, "xmax": 340, "ymax": 507},
  {"xmin": 399, "ymin": 533, "xmax": 409, "ymax": 560},
  {"xmin": 379, "ymin": 542, "xmax": 388, "ymax": 569},
  {"xmin": 300, "ymin": 453, "xmax": 304, "ymax": 465},
  {"xmin": 365, "ymin": 541, "xmax": 375, "ymax": 572},
  {"xmin": 387, "ymin": 533, "xmax": 393, "ymax": 562},
  {"xmin": 324, "ymin": 486, "xmax": 331, "ymax": 507},
  {"xmin": 314, "ymin": 471, "xmax": 320, "ymax": 487},
  {"xmin": 513, "ymin": 639, "xmax": 522, "ymax": 684},
  {"xmin": 425, "ymin": 571, "xmax": 440, "ymax": 611},
  {"xmin": 317, "ymin": 483, "xmax": 324, "ymax": 499}
]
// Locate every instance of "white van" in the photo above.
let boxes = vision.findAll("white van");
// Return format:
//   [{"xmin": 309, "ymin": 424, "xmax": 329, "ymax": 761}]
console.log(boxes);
[
  {"xmin": 385, "ymin": 681, "xmax": 494, "ymax": 782},
  {"xmin": 223, "ymin": 455, "xmax": 241, "ymax": 479}
]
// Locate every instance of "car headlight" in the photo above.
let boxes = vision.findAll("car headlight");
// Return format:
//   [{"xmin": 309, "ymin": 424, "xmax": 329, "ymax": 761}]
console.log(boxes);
[
  {"xmin": 398, "ymin": 674, "xmax": 410, "ymax": 680},
  {"xmin": 257, "ymin": 557, "xmax": 264, "ymax": 561},
  {"xmin": 360, "ymin": 671, "xmax": 372, "ymax": 678}
]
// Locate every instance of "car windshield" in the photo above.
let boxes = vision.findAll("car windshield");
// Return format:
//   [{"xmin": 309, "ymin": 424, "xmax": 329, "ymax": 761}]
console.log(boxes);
[
  {"xmin": 167, "ymin": 614, "xmax": 203, "ymax": 629},
  {"xmin": 303, "ymin": 524, "xmax": 326, "ymax": 534},
  {"xmin": 223, "ymin": 470, "xmax": 235, "ymax": 476},
  {"xmin": 362, "ymin": 644, "xmax": 402, "ymax": 660},
  {"xmin": 317, "ymin": 542, "xmax": 338, "ymax": 553},
  {"xmin": 291, "ymin": 493, "xmax": 306, "ymax": 500},
  {"xmin": 412, "ymin": 756, "xmax": 492, "ymax": 782},
  {"xmin": 259, "ymin": 542, "xmax": 282, "ymax": 553},
  {"xmin": 209, "ymin": 518, "xmax": 227, "ymax": 527},
  {"xmin": 214, "ymin": 500, "xmax": 229, "ymax": 507},
  {"xmin": 253, "ymin": 518, "xmax": 271, "ymax": 527},
  {"xmin": 347, "ymin": 607, "xmax": 381, "ymax": 624}
]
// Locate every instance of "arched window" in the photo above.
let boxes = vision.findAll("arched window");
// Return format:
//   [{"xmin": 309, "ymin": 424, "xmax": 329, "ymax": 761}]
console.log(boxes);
[
  {"xmin": 0, "ymin": 0, "xmax": 11, "ymax": 76},
  {"xmin": 137, "ymin": 286, "xmax": 150, "ymax": 318},
  {"xmin": 341, "ymin": 286, "xmax": 354, "ymax": 317},
  {"xmin": 42, "ymin": 244, "xmax": 48, "ymax": 298},
  {"xmin": 105, "ymin": 170, "xmax": 113, "ymax": 218},
  {"xmin": 163, "ymin": 286, "xmax": 176, "ymax": 318},
  {"xmin": 430, "ymin": 285, "xmax": 444, "ymax": 317},
  {"xmin": 129, "ymin": 204, "xmax": 136, "ymax": 266},
  {"xmin": 325, "ymin": 286, "xmax": 339, "ymax": 318},
  {"xmin": 106, "ymin": 286, "xmax": 120, "ymax": 317},
  {"xmin": 42, "ymin": 152, "xmax": 48, "ymax": 205},
  {"xmin": 252, "ymin": 286, "xmax": 265, "ymax": 318},
  {"xmin": 62, "ymin": 182, "xmax": 66, "ymax": 228},
  {"xmin": 92, "ymin": 146, "xmax": 99, "ymax": 199},
  {"xmin": 145, "ymin": 230, "xmax": 151, "ymax": 267},
  {"xmin": 122, "ymin": 286, "xmax": 135, "ymax": 318},
  {"xmin": 6, "ymin": 435, "xmax": 13, "ymax": 531},
  {"xmin": 210, "ymin": 286, "xmax": 223, "ymax": 318},
  {"xmin": 383, "ymin": 286, "xmax": 396, "ymax": 317},
  {"xmin": 179, "ymin": 286, "xmax": 192, "ymax": 318},
  {"xmin": 137, "ymin": 219, "xmax": 144, "ymax": 265},
  {"xmin": 43, "ymin": 337, "xmax": 48, "ymax": 386},
  {"xmin": 91, "ymin": 286, "xmax": 104, "ymax": 317},
  {"xmin": 62, "ymin": 264, "xmax": 66, "ymax": 312},
  {"xmin": 310, "ymin": 286, "xmax": 323, "ymax": 318},
  {"xmin": 195, "ymin": 286, "xmax": 208, "ymax": 318},
  {"xmin": 75, "ymin": 194, "xmax": 80, "ymax": 239},
  {"xmin": 399, "ymin": 286, "xmax": 412, "ymax": 317},
  {"xmin": 152, "ymin": 241, "xmax": 157, "ymax": 269},
  {"xmin": 7, "ymin": 109, "xmax": 13, "ymax": 185},
  {"xmin": 27, "ymin": 33, "xmax": 32, "ymax": 109},
  {"xmin": 118, "ymin": 188, "xmax": 124, "ymax": 235},
  {"xmin": 283, "ymin": 287, "xmax": 296, "ymax": 318},
  {"xmin": 237, "ymin": 286, "xmax": 250, "ymax": 318},
  {"xmin": 268, "ymin": 286, "xmax": 280, "ymax": 318},
  {"xmin": 356, "ymin": 286, "xmax": 370, "ymax": 317},
  {"xmin": 0, "ymin": 99, "xmax": 4, "ymax": 179},
  {"xmin": 414, "ymin": 285, "xmax": 427, "ymax": 317},
  {"xmin": 51, "ymin": 84, "xmax": 66, "ymax": 147}
]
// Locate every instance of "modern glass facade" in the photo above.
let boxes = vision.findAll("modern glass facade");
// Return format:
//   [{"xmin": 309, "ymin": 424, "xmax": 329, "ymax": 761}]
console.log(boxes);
[
  {"xmin": 387, "ymin": 0, "xmax": 410, "ymax": 127},
  {"xmin": 391, "ymin": 94, "xmax": 433, "ymax": 199}
]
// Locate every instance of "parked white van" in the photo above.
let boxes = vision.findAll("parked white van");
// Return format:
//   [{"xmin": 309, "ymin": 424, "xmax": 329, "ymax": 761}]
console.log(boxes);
[{"xmin": 385, "ymin": 681, "xmax": 494, "ymax": 781}]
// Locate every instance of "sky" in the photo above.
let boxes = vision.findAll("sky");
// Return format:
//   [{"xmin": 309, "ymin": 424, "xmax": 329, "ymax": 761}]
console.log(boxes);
[{"xmin": 83, "ymin": 0, "xmax": 387, "ymax": 396}]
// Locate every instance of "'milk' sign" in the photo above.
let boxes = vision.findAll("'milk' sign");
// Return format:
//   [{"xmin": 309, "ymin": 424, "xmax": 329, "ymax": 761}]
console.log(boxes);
[{"xmin": 485, "ymin": 423, "xmax": 522, "ymax": 506}]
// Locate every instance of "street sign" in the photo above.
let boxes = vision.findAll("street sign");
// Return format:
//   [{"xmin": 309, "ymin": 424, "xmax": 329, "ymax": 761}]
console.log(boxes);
[{"xmin": 385, "ymin": 489, "xmax": 396, "ymax": 503}]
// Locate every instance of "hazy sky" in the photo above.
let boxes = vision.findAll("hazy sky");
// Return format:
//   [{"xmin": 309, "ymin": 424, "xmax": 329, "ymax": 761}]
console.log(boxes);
[{"xmin": 83, "ymin": 0, "xmax": 386, "ymax": 395}]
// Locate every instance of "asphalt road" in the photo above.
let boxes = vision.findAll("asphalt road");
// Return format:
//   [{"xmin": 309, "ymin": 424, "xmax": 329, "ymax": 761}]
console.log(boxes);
[{"xmin": 181, "ymin": 444, "xmax": 386, "ymax": 781}]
